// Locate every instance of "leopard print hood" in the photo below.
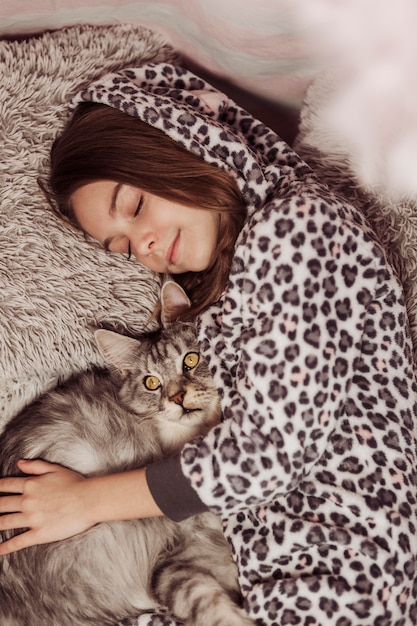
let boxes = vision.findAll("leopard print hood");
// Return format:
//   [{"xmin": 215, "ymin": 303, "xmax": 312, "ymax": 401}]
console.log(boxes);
[{"xmin": 71, "ymin": 62, "xmax": 293, "ymax": 219}]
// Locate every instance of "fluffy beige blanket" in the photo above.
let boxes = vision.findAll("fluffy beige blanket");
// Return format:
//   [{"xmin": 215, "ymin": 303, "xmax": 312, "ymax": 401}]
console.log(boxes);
[{"xmin": 0, "ymin": 24, "xmax": 177, "ymax": 426}]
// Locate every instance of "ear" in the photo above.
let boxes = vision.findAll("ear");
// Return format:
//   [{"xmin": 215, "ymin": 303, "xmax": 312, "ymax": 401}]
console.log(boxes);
[
  {"xmin": 193, "ymin": 89, "xmax": 228, "ymax": 116},
  {"xmin": 94, "ymin": 329, "xmax": 141, "ymax": 374},
  {"xmin": 160, "ymin": 281, "xmax": 191, "ymax": 326}
]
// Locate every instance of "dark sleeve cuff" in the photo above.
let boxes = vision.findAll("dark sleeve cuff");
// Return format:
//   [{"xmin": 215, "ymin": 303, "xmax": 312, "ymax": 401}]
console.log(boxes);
[{"xmin": 145, "ymin": 455, "xmax": 208, "ymax": 522}]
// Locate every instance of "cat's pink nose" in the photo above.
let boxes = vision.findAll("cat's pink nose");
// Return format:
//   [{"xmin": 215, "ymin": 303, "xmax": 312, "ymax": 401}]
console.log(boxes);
[{"xmin": 170, "ymin": 390, "xmax": 185, "ymax": 406}]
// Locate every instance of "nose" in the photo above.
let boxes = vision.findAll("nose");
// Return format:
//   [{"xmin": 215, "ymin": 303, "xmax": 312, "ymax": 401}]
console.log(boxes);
[
  {"xmin": 131, "ymin": 230, "xmax": 156, "ymax": 258},
  {"xmin": 170, "ymin": 389, "xmax": 185, "ymax": 406}
]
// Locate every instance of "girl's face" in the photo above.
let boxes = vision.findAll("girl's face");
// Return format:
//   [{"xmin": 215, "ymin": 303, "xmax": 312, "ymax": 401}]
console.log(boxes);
[{"xmin": 71, "ymin": 180, "xmax": 220, "ymax": 274}]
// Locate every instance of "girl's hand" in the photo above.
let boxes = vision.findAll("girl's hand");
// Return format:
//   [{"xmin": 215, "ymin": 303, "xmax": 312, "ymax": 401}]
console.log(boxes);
[
  {"xmin": 0, "ymin": 460, "xmax": 163, "ymax": 557},
  {"xmin": 0, "ymin": 459, "xmax": 93, "ymax": 556}
]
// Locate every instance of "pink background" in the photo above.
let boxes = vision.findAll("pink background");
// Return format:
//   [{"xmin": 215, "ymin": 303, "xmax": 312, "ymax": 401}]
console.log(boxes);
[{"xmin": 0, "ymin": 0, "xmax": 314, "ymax": 109}]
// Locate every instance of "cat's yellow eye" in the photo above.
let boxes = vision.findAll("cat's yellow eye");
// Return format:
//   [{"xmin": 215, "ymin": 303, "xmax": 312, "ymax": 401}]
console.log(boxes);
[
  {"xmin": 183, "ymin": 352, "xmax": 200, "ymax": 371},
  {"xmin": 144, "ymin": 375, "xmax": 161, "ymax": 391}
]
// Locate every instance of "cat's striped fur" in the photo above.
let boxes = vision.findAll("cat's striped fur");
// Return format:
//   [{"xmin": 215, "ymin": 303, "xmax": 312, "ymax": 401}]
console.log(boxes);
[{"xmin": 0, "ymin": 282, "xmax": 254, "ymax": 626}]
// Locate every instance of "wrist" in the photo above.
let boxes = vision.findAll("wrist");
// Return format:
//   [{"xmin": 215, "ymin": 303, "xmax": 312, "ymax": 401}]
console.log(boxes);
[{"xmin": 82, "ymin": 468, "xmax": 163, "ymax": 525}]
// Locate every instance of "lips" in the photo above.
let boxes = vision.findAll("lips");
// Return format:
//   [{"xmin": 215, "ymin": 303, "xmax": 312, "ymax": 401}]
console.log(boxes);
[{"xmin": 166, "ymin": 232, "xmax": 180, "ymax": 265}]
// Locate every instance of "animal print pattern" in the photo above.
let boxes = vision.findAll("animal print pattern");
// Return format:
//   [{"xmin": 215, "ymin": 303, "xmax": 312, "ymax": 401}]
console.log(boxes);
[{"xmin": 76, "ymin": 64, "xmax": 417, "ymax": 625}]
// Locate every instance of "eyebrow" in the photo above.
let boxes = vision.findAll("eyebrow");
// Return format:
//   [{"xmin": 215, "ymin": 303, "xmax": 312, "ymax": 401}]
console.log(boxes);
[{"xmin": 103, "ymin": 183, "xmax": 122, "ymax": 252}]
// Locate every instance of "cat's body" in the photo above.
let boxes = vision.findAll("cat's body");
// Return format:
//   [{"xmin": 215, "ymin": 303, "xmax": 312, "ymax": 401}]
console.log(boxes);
[{"xmin": 0, "ymin": 283, "xmax": 254, "ymax": 626}]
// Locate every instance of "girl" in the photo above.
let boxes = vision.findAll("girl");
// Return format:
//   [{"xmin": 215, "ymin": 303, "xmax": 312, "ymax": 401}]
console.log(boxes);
[{"xmin": 0, "ymin": 63, "xmax": 416, "ymax": 626}]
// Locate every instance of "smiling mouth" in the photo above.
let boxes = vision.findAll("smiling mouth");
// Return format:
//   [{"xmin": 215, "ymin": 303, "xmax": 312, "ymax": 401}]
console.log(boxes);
[{"xmin": 166, "ymin": 232, "xmax": 180, "ymax": 265}]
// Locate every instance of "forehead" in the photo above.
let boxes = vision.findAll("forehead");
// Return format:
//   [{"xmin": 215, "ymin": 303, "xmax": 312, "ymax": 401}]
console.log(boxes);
[
  {"xmin": 70, "ymin": 180, "xmax": 117, "ymax": 241},
  {"xmin": 71, "ymin": 180, "xmax": 116, "ymax": 209}
]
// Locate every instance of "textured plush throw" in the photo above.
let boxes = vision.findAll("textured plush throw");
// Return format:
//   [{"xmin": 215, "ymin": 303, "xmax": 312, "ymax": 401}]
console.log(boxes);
[{"xmin": 0, "ymin": 24, "xmax": 176, "ymax": 425}]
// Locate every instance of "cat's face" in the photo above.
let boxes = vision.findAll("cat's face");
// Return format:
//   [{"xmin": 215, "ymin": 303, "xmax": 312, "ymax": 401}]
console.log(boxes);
[
  {"xmin": 139, "ymin": 324, "xmax": 220, "ymax": 444},
  {"xmin": 95, "ymin": 282, "xmax": 221, "ymax": 451}
]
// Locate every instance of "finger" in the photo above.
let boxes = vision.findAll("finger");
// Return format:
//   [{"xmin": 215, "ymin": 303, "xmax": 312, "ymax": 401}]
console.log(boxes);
[
  {"xmin": 0, "ymin": 529, "xmax": 37, "ymax": 556},
  {"xmin": 0, "ymin": 512, "xmax": 26, "ymax": 532},
  {"xmin": 0, "ymin": 476, "xmax": 26, "ymax": 494},
  {"xmin": 0, "ymin": 495, "xmax": 22, "ymax": 514},
  {"xmin": 17, "ymin": 459, "xmax": 58, "ymax": 475}
]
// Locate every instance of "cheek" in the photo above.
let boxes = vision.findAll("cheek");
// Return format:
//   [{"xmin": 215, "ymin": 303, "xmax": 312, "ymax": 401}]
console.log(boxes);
[
  {"xmin": 202, "ymin": 224, "xmax": 219, "ymax": 264},
  {"xmin": 133, "ymin": 252, "xmax": 166, "ymax": 274}
]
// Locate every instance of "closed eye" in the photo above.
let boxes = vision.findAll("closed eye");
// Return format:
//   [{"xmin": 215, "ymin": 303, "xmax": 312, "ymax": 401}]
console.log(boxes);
[
  {"xmin": 127, "ymin": 195, "xmax": 144, "ymax": 259},
  {"xmin": 134, "ymin": 194, "xmax": 144, "ymax": 217}
]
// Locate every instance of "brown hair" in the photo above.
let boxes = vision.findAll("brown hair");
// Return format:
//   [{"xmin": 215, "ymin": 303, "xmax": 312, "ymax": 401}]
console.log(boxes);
[{"xmin": 43, "ymin": 103, "xmax": 246, "ymax": 320}]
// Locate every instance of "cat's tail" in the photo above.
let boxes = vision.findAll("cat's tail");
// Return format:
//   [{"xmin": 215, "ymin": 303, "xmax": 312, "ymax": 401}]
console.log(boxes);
[
  {"xmin": 152, "ymin": 513, "xmax": 255, "ymax": 626},
  {"xmin": 154, "ymin": 563, "xmax": 255, "ymax": 625}
]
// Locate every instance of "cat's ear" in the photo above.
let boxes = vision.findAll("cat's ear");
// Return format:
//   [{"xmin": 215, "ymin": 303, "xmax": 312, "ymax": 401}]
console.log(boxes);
[
  {"xmin": 160, "ymin": 281, "xmax": 191, "ymax": 326},
  {"xmin": 94, "ymin": 329, "xmax": 140, "ymax": 374}
]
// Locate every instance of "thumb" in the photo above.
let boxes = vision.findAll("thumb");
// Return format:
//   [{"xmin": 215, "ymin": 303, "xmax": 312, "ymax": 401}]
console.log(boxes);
[{"xmin": 17, "ymin": 459, "xmax": 58, "ymax": 475}]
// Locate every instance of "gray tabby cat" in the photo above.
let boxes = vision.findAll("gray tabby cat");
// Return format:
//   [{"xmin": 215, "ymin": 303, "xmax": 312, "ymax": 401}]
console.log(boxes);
[{"xmin": 0, "ymin": 282, "xmax": 254, "ymax": 626}]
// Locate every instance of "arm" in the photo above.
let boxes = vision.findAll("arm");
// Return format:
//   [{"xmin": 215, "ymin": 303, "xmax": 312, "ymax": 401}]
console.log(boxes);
[
  {"xmin": 0, "ymin": 459, "xmax": 162, "ymax": 556},
  {"xmin": 178, "ymin": 192, "xmax": 384, "ymax": 516}
]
